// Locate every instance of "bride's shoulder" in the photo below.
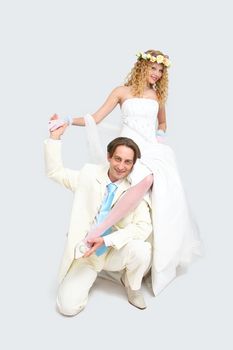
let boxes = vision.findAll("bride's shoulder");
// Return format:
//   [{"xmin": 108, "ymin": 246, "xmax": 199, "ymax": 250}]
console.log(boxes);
[
  {"xmin": 112, "ymin": 85, "xmax": 129, "ymax": 94},
  {"xmin": 111, "ymin": 86, "xmax": 131, "ymax": 100}
]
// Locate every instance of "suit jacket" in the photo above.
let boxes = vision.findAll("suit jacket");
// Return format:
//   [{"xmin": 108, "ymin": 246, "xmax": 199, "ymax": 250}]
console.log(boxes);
[{"xmin": 44, "ymin": 139, "xmax": 152, "ymax": 284}]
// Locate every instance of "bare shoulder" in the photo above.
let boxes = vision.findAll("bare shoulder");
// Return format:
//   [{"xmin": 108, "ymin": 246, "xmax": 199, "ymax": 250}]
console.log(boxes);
[
  {"xmin": 112, "ymin": 85, "xmax": 129, "ymax": 96},
  {"xmin": 112, "ymin": 86, "xmax": 131, "ymax": 103}
]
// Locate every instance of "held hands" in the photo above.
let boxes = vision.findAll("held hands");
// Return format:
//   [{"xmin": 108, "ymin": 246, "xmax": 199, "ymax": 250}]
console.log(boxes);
[
  {"xmin": 48, "ymin": 114, "xmax": 73, "ymax": 132},
  {"xmin": 83, "ymin": 237, "xmax": 105, "ymax": 258},
  {"xmin": 49, "ymin": 114, "xmax": 68, "ymax": 140}
]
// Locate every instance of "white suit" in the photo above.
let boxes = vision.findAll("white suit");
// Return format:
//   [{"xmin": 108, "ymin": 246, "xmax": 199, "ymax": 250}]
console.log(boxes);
[{"xmin": 44, "ymin": 139, "xmax": 152, "ymax": 315}]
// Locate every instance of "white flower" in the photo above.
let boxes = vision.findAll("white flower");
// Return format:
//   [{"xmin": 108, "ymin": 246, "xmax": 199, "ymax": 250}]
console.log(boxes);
[
  {"xmin": 135, "ymin": 51, "xmax": 171, "ymax": 67},
  {"xmin": 156, "ymin": 55, "xmax": 164, "ymax": 64},
  {"xmin": 164, "ymin": 58, "xmax": 171, "ymax": 67}
]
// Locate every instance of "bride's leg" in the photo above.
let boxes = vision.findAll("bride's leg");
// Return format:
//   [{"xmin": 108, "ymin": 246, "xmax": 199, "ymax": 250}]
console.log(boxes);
[{"xmin": 85, "ymin": 174, "xmax": 153, "ymax": 241}]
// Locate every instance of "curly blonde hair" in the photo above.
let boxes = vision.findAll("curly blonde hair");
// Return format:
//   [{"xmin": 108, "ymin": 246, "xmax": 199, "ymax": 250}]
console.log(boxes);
[{"xmin": 125, "ymin": 49, "xmax": 169, "ymax": 105}]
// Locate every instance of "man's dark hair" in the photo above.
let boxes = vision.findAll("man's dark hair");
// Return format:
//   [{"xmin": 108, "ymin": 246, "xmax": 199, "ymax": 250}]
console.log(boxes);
[{"xmin": 107, "ymin": 137, "xmax": 141, "ymax": 164}]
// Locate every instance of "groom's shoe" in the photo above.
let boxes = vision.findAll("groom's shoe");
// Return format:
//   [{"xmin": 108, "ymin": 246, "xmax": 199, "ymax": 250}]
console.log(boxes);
[{"xmin": 121, "ymin": 273, "xmax": 147, "ymax": 310}]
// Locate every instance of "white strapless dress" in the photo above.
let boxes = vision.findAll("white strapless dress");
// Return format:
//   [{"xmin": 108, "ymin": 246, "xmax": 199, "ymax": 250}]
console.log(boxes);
[{"xmin": 85, "ymin": 98, "xmax": 202, "ymax": 296}]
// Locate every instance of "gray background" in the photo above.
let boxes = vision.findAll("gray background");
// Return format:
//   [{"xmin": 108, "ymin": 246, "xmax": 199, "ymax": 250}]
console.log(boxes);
[{"xmin": 0, "ymin": 0, "xmax": 232, "ymax": 349}]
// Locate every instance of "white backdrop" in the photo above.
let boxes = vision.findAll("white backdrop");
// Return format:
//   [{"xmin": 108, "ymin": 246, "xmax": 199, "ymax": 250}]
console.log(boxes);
[{"xmin": 0, "ymin": 0, "xmax": 232, "ymax": 349}]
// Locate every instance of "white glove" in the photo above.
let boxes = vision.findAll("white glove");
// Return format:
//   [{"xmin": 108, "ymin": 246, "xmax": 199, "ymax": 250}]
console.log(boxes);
[
  {"xmin": 74, "ymin": 240, "xmax": 91, "ymax": 259},
  {"xmin": 156, "ymin": 129, "xmax": 166, "ymax": 143},
  {"xmin": 48, "ymin": 116, "xmax": 73, "ymax": 131}
]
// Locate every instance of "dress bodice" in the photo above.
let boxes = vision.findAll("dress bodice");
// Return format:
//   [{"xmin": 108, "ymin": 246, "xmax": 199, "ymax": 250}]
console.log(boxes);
[{"xmin": 121, "ymin": 98, "xmax": 159, "ymax": 142}]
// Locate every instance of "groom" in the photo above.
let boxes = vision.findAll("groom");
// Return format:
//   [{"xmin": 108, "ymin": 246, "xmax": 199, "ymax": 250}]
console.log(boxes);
[{"xmin": 44, "ymin": 121, "xmax": 152, "ymax": 315}]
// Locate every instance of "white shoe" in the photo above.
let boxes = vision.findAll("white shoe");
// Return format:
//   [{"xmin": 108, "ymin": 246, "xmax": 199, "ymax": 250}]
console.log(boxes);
[{"xmin": 121, "ymin": 273, "xmax": 147, "ymax": 310}]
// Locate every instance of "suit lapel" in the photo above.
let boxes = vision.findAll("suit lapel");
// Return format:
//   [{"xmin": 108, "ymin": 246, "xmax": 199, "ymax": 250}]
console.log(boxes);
[
  {"xmin": 95, "ymin": 165, "xmax": 109, "ymax": 206},
  {"xmin": 111, "ymin": 178, "xmax": 130, "ymax": 207}
]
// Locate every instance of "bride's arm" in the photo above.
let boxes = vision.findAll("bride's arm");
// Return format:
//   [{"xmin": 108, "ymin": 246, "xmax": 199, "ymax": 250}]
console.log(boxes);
[
  {"xmin": 157, "ymin": 104, "xmax": 167, "ymax": 132},
  {"xmin": 71, "ymin": 87, "xmax": 122, "ymax": 126}
]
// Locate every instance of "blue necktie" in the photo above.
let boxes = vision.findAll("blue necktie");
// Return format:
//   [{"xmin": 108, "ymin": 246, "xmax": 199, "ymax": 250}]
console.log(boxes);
[{"xmin": 95, "ymin": 182, "xmax": 118, "ymax": 256}]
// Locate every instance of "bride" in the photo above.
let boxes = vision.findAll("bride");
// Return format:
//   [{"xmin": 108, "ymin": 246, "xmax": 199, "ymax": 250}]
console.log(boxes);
[{"xmin": 49, "ymin": 49, "xmax": 202, "ymax": 296}]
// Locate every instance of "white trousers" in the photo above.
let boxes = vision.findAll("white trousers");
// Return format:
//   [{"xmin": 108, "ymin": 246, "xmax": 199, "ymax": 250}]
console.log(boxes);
[{"xmin": 57, "ymin": 240, "xmax": 151, "ymax": 316}]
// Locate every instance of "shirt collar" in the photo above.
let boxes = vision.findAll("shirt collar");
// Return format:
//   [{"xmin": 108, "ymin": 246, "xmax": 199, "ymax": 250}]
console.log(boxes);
[{"xmin": 106, "ymin": 176, "xmax": 122, "ymax": 187}]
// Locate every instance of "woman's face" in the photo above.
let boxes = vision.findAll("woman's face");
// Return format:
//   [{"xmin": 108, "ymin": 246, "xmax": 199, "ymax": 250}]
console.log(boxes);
[{"xmin": 147, "ymin": 62, "xmax": 164, "ymax": 85}]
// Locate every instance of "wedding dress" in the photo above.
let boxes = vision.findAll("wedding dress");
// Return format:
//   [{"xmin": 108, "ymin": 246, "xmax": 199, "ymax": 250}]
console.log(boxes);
[{"xmin": 85, "ymin": 97, "xmax": 202, "ymax": 295}]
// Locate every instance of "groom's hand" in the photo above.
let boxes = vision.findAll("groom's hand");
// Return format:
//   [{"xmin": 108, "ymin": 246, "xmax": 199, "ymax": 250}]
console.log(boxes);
[
  {"xmin": 84, "ymin": 237, "xmax": 104, "ymax": 257},
  {"xmin": 49, "ymin": 114, "xmax": 68, "ymax": 140}
]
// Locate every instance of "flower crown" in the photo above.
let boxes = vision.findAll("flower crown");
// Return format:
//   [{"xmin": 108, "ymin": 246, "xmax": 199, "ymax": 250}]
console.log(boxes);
[{"xmin": 136, "ymin": 52, "xmax": 171, "ymax": 68}]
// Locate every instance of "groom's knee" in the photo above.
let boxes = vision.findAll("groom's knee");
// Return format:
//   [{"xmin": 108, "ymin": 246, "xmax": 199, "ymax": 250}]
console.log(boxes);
[
  {"xmin": 56, "ymin": 293, "xmax": 87, "ymax": 317},
  {"xmin": 127, "ymin": 240, "xmax": 152, "ymax": 264}
]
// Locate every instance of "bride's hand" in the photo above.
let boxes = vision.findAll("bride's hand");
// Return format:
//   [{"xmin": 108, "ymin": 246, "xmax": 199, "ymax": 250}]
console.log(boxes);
[
  {"xmin": 48, "ymin": 114, "xmax": 66, "ymax": 131},
  {"xmin": 156, "ymin": 129, "xmax": 166, "ymax": 143},
  {"xmin": 51, "ymin": 113, "xmax": 59, "ymax": 120}
]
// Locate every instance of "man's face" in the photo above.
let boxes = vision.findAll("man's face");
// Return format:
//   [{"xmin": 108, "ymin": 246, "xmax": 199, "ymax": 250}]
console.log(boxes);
[{"xmin": 107, "ymin": 145, "xmax": 135, "ymax": 182}]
